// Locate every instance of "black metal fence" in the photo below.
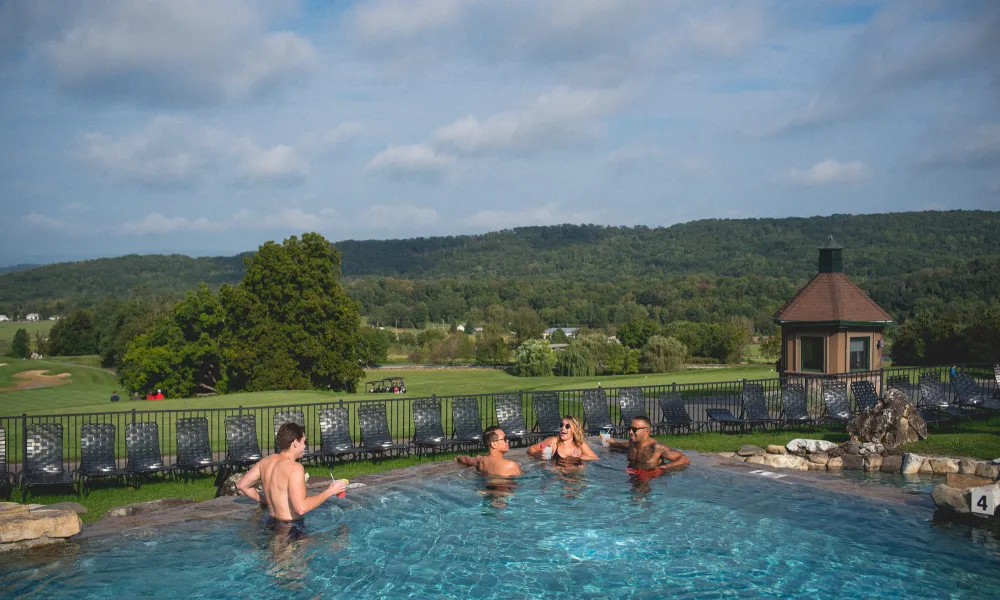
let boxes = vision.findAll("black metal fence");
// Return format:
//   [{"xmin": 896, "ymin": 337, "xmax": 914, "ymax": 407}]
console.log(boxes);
[{"xmin": 1, "ymin": 363, "xmax": 996, "ymax": 478}]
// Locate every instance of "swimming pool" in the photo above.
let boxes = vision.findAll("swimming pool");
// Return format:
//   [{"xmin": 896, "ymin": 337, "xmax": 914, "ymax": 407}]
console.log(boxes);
[{"xmin": 3, "ymin": 451, "xmax": 1000, "ymax": 599}]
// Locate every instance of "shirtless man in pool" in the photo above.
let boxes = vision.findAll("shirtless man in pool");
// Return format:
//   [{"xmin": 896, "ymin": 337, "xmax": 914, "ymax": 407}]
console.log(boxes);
[
  {"xmin": 455, "ymin": 426, "xmax": 523, "ymax": 477},
  {"xmin": 238, "ymin": 422, "xmax": 348, "ymax": 532},
  {"xmin": 605, "ymin": 415, "xmax": 690, "ymax": 472}
]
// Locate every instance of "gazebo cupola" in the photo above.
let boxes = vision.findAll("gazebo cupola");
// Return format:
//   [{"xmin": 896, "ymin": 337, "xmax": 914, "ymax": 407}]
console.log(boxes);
[{"xmin": 773, "ymin": 236, "xmax": 894, "ymax": 375}]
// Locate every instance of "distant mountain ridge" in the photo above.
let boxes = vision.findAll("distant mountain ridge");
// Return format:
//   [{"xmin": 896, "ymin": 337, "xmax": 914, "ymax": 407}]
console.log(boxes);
[{"xmin": 1, "ymin": 210, "xmax": 998, "ymax": 311}]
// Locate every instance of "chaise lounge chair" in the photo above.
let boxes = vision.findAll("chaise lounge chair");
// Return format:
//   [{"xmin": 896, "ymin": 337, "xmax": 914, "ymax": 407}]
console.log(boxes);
[
  {"xmin": 742, "ymin": 383, "xmax": 780, "ymax": 431},
  {"xmin": 216, "ymin": 415, "xmax": 263, "ymax": 490},
  {"xmin": 358, "ymin": 403, "xmax": 408, "ymax": 461},
  {"xmin": 0, "ymin": 426, "xmax": 13, "ymax": 500},
  {"xmin": 952, "ymin": 373, "xmax": 1000, "ymax": 412},
  {"xmin": 615, "ymin": 387, "xmax": 647, "ymax": 435},
  {"xmin": 318, "ymin": 407, "xmax": 364, "ymax": 464},
  {"xmin": 886, "ymin": 375, "xmax": 952, "ymax": 425},
  {"xmin": 850, "ymin": 380, "xmax": 880, "ymax": 413},
  {"xmin": 125, "ymin": 421, "xmax": 175, "ymax": 489},
  {"xmin": 410, "ymin": 398, "xmax": 457, "ymax": 459},
  {"xmin": 175, "ymin": 417, "xmax": 219, "ymax": 483},
  {"xmin": 495, "ymin": 393, "xmax": 541, "ymax": 446},
  {"xmin": 919, "ymin": 373, "xmax": 975, "ymax": 420},
  {"xmin": 532, "ymin": 392, "xmax": 562, "ymax": 436},
  {"xmin": 74, "ymin": 422, "xmax": 132, "ymax": 496},
  {"xmin": 20, "ymin": 422, "xmax": 77, "ymax": 501},
  {"xmin": 821, "ymin": 380, "xmax": 852, "ymax": 424},
  {"xmin": 780, "ymin": 383, "xmax": 813, "ymax": 427},
  {"xmin": 581, "ymin": 389, "xmax": 615, "ymax": 435},
  {"xmin": 273, "ymin": 410, "xmax": 322, "ymax": 463},
  {"xmin": 656, "ymin": 393, "xmax": 702, "ymax": 434},
  {"xmin": 451, "ymin": 397, "xmax": 484, "ymax": 448}
]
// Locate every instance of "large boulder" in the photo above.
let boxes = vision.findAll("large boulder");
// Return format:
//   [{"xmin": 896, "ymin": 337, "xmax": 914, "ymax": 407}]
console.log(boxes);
[
  {"xmin": 737, "ymin": 445, "xmax": 764, "ymax": 457},
  {"xmin": 786, "ymin": 439, "xmax": 838, "ymax": 453},
  {"xmin": 0, "ymin": 503, "xmax": 81, "ymax": 553},
  {"xmin": 931, "ymin": 484, "xmax": 971, "ymax": 514},
  {"xmin": 846, "ymin": 388, "xmax": 928, "ymax": 447},
  {"xmin": 761, "ymin": 454, "xmax": 809, "ymax": 470}
]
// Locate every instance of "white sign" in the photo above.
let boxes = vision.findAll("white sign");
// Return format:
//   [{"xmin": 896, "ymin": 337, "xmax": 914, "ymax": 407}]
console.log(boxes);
[{"xmin": 970, "ymin": 485, "xmax": 999, "ymax": 516}]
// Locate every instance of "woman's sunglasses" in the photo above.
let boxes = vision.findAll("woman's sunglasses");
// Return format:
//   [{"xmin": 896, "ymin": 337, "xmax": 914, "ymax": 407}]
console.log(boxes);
[{"xmin": 559, "ymin": 423, "xmax": 572, "ymax": 430}]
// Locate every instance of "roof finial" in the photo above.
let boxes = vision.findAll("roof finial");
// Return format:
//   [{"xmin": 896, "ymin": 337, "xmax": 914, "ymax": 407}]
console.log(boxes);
[{"xmin": 819, "ymin": 235, "xmax": 843, "ymax": 250}]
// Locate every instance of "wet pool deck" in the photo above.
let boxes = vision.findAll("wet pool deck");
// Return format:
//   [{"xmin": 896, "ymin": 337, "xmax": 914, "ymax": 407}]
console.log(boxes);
[{"xmin": 76, "ymin": 448, "xmax": 934, "ymax": 541}]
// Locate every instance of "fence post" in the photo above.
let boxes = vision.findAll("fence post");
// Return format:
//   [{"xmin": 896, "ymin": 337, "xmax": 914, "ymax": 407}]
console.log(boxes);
[
  {"xmin": 878, "ymin": 368, "xmax": 885, "ymax": 397},
  {"xmin": 130, "ymin": 408, "xmax": 136, "ymax": 424}
]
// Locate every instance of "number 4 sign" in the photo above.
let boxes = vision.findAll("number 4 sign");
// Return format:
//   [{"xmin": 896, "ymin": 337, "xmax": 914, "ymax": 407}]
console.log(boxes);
[{"xmin": 970, "ymin": 485, "xmax": 1000, "ymax": 516}]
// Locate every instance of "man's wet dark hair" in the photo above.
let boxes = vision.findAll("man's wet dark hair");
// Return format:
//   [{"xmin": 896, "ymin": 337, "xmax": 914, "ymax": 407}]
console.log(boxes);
[
  {"xmin": 276, "ymin": 422, "xmax": 306, "ymax": 451},
  {"xmin": 483, "ymin": 425, "xmax": 502, "ymax": 448},
  {"xmin": 631, "ymin": 415, "xmax": 653, "ymax": 428}
]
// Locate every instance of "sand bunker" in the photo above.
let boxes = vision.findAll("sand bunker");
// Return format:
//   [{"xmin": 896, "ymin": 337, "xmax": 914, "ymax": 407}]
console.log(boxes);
[
  {"xmin": 0, "ymin": 370, "xmax": 73, "ymax": 391},
  {"xmin": 0, "ymin": 363, "xmax": 7, "ymax": 367}
]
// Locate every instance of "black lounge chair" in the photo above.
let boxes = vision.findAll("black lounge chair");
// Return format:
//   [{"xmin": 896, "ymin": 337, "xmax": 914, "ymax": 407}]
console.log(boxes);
[
  {"xmin": 532, "ymin": 392, "xmax": 562, "ymax": 436},
  {"xmin": 706, "ymin": 408, "xmax": 747, "ymax": 433},
  {"xmin": 994, "ymin": 364, "xmax": 1000, "ymax": 397},
  {"xmin": 657, "ymin": 393, "xmax": 701, "ymax": 434},
  {"xmin": 850, "ymin": 380, "xmax": 880, "ymax": 412},
  {"xmin": 20, "ymin": 422, "xmax": 77, "ymax": 501},
  {"xmin": 821, "ymin": 380, "xmax": 852, "ymax": 424},
  {"xmin": 885, "ymin": 375, "xmax": 950, "ymax": 425},
  {"xmin": 780, "ymin": 383, "xmax": 813, "ymax": 427},
  {"xmin": 741, "ymin": 383, "xmax": 780, "ymax": 431},
  {"xmin": 318, "ymin": 407, "xmax": 363, "ymax": 464},
  {"xmin": 0, "ymin": 425, "xmax": 13, "ymax": 500},
  {"xmin": 919, "ymin": 373, "xmax": 974, "ymax": 419},
  {"xmin": 273, "ymin": 410, "xmax": 320, "ymax": 463},
  {"xmin": 952, "ymin": 373, "xmax": 999, "ymax": 411},
  {"xmin": 495, "ymin": 393, "xmax": 540, "ymax": 446},
  {"xmin": 615, "ymin": 387, "xmax": 647, "ymax": 434},
  {"xmin": 410, "ymin": 398, "xmax": 456, "ymax": 459},
  {"xmin": 74, "ymin": 423, "xmax": 131, "ymax": 496},
  {"xmin": 581, "ymin": 389, "xmax": 614, "ymax": 435},
  {"xmin": 451, "ymin": 397, "xmax": 484, "ymax": 448},
  {"xmin": 358, "ymin": 404, "xmax": 408, "ymax": 460},
  {"xmin": 125, "ymin": 422, "xmax": 174, "ymax": 488},
  {"xmin": 222, "ymin": 414, "xmax": 262, "ymax": 472},
  {"xmin": 175, "ymin": 417, "xmax": 219, "ymax": 482}
]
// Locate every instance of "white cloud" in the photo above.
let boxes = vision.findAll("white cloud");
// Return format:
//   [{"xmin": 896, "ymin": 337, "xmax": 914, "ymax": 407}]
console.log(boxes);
[
  {"xmin": 920, "ymin": 123, "xmax": 1000, "ymax": 170},
  {"xmin": 433, "ymin": 86, "xmax": 621, "ymax": 154},
  {"xmin": 776, "ymin": 159, "xmax": 869, "ymax": 186},
  {"xmin": 122, "ymin": 208, "xmax": 337, "ymax": 235},
  {"xmin": 237, "ymin": 145, "xmax": 310, "ymax": 187},
  {"xmin": 28, "ymin": 0, "xmax": 315, "ymax": 107},
  {"xmin": 360, "ymin": 205, "xmax": 440, "ymax": 228},
  {"xmin": 351, "ymin": 0, "xmax": 470, "ymax": 44},
  {"xmin": 462, "ymin": 203, "xmax": 605, "ymax": 229},
  {"xmin": 23, "ymin": 213, "xmax": 74, "ymax": 231},
  {"xmin": 366, "ymin": 144, "xmax": 456, "ymax": 180},
  {"xmin": 300, "ymin": 122, "xmax": 366, "ymax": 152}
]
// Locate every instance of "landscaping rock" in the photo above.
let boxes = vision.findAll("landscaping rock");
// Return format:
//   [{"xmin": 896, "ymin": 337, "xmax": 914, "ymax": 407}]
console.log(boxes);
[
  {"xmin": 744, "ymin": 455, "xmax": 766, "ymax": 465},
  {"xmin": 859, "ymin": 442, "xmax": 884, "ymax": 456},
  {"xmin": 37, "ymin": 502, "xmax": 87, "ymax": 515},
  {"xmin": 931, "ymin": 484, "xmax": 971, "ymax": 514},
  {"xmin": 827, "ymin": 447, "xmax": 845, "ymax": 458},
  {"xmin": 765, "ymin": 445, "xmax": 787, "ymax": 455},
  {"xmin": 807, "ymin": 452, "xmax": 829, "ymax": 465},
  {"xmin": 841, "ymin": 440, "xmax": 862, "ymax": 455},
  {"xmin": 715, "ymin": 452, "xmax": 737, "ymax": 459},
  {"xmin": 0, "ymin": 507, "xmax": 81, "ymax": 552},
  {"xmin": 841, "ymin": 454, "xmax": 865, "ymax": 470},
  {"xmin": 880, "ymin": 455, "xmax": 903, "ymax": 473},
  {"xmin": 901, "ymin": 453, "xmax": 925, "ymax": 475},
  {"xmin": 737, "ymin": 445, "xmax": 764, "ymax": 457},
  {"xmin": 807, "ymin": 462, "xmax": 827, "ymax": 471},
  {"xmin": 929, "ymin": 458, "xmax": 960, "ymax": 475},
  {"xmin": 102, "ymin": 498, "xmax": 195, "ymax": 519},
  {"xmin": 865, "ymin": 454, "xmax": 884, "ymax": 472},
  {"xmin": 786, "ymin": 439, "xmax": 838, "ymax": 453},
  {"xmin": 827, "ymin": 457, "xmax": 844, "ymax": 470},
  {"xmin": 946, "ymin": 473, "xmax": 995, "ymax": 490},
  {"xmin": 958, "ymin": 459, "xmax": 979, "ymax": 475},
  {"xmin": 846, "ymin": 388, "xmax": 927, "ymax": 447},
  {"xmin": 975, "ymin": 463, "xmax": 1000, "ymax": 480},
  {"xmin": 761, "ymin": 454, "xmax": 809, "ymax": 470},
  {"xmin": 919, "ymin": 459, "xmax": 933, "ymax": 474}
]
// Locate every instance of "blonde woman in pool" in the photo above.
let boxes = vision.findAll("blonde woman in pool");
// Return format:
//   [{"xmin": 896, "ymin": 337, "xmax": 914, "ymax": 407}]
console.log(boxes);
[{"xmin": 527, "ymin": 415, "xmax": 598, "ymax": 463}]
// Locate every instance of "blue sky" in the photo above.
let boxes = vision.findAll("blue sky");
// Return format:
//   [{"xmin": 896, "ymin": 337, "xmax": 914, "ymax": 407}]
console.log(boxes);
[{"xmin": 1, "ymin": 0, "xmax": 997, "ymax": 265}]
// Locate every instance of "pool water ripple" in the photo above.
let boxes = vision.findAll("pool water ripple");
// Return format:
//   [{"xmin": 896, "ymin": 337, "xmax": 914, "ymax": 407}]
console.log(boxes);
[{"xmin": 3, "ymin": 451, "xmax": 1000, "ymax": 599}]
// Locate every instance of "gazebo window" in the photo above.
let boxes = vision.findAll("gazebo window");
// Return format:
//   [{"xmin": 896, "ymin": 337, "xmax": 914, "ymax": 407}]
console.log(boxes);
[
  {"xmin": 850, "ymin": 337, "xmax": 870, "ymax": 372},
  {"xmin": 800, "ymin": 337, "xmax": 824, "ymax": 372}
]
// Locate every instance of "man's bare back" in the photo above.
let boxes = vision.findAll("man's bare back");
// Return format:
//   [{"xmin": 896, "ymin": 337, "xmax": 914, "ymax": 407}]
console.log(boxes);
[
  {"xmin": 466, "ymin": 454, "xmax": 522, "ymax": 477},
  {"xmin": 455, "ymin": 427, "xmax": 522, "ymax": 478},
  {"xmin": 238, "ymin": 424, "xmax": 346, "ymax": 522}
]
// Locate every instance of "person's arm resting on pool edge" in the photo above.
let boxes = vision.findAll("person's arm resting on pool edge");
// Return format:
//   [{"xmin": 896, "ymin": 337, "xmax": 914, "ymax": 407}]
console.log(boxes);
[
  {"xmin": 287, "ymin": 463, "xmax": 348, "ymax": 516},
  {"xmin": 455, "ymin": 455, "xmax": 483, "ymax": 468},
  {"xmin": 237, "ymin": 461, "xmax": 264, "ymax": 504},
  {"xmin": 605, "ymin": 437, "xmax": 629, "ymax": 451},
  {"xmin": 655, "ymin": 443, "xmax": 690, "ymax": 471}
]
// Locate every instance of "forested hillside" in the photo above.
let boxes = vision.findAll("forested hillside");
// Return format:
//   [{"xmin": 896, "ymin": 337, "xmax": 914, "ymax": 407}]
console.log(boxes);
[{"xmin": 1, "ymin": 210, "xmax": 998, "ymax": 330}]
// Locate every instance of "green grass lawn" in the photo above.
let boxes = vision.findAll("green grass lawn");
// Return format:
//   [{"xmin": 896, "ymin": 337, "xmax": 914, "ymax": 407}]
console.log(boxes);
[{"xmin": 0, "ymin": 320, "xmax": 55, "ymax": 346}]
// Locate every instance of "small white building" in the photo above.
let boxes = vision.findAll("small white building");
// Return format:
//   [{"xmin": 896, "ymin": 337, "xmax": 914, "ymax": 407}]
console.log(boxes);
[
  {"xmin": 0, "ymin": 315, "xmax": 9, "ymax": 322},
  {"xmin": 455, "ymin": 324, "xmax": 466, "ymax": 332},
  {"xmin": 48, "ymin": 315, "xmax": 61, "ymax": 321},
  {"xmin": 542, "ymin": 327, "xmax": 579, "ymax": 340},
  {"xmin": 25, "ymin": 313, "xmax": 40, "ymax": 322}
]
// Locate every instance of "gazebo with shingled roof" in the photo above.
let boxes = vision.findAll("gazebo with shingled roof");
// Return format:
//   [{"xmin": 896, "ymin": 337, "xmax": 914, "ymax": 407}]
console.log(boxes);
[{"xmin": 773, "ymin": 236, "xmax": 894, "ymax": 375}]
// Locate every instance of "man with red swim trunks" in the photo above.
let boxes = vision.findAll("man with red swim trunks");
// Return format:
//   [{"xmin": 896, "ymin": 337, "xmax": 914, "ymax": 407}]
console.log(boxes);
[{"xmin": 606, "ymin": 415, "xmax": 689, "ymax": 474}]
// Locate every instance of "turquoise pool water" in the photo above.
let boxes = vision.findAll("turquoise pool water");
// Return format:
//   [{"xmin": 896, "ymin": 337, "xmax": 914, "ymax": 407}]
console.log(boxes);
[{"xmin": 3, "ymin": 452, "xmax": 1000, "ymax": 599}]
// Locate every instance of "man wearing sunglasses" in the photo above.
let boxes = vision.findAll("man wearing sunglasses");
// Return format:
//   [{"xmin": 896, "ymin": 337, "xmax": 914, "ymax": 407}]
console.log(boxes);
[
  {"xmin": 455, "ymin": 426, "xmax": 523, "ymax": 477},
  {"xmin": 606, "ymin": 416, "xmax": 690, "ymax": 472}
]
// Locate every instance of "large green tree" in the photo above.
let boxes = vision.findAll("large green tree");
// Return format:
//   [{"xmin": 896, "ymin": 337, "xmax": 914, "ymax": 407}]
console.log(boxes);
[
  {"xmin": 9, "ymin": 328, "xmax": 30, "ymax": 358},
  {"xmin": 225, "ymin": 233, "xmax": 364, "ymax": 392},
  {"xmin": 514, "ymin": 339, "xmax": 556, "ymax": 377},
  {"xmin": 640, "ymin": 335, "xmax": 687, "ymax": 373},
  {"xmin": 47, "ymin": 309, "xmax": 98, "ymax": 356}
]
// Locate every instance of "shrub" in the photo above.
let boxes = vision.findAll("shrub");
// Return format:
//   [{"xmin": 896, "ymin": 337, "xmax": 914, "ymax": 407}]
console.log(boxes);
[
  {"xmin": 515, "ymin": 339, "xmax": 556, "ymax": 377},
  {"xmin": 641, "ymin": 335, "xmax": 687, "ymax": 373}
]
